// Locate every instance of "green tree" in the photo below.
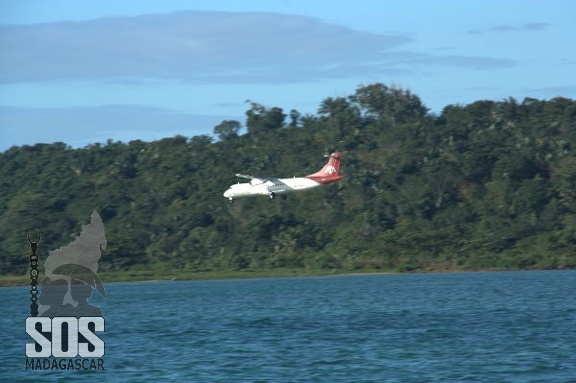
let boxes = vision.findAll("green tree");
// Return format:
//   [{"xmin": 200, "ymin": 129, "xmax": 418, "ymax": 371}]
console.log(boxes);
[
  {"xmin": 245, "ymin": 101, "xmax": 286, "ymax": 135},
  {"xmin": 213, "ymin": 120, "xmax": 242, "ymax": 140}
]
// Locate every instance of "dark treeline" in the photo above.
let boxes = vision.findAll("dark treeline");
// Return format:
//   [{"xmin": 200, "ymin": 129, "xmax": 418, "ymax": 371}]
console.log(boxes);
[{"xmin": 2, "ymin": 83, "xmax": 576, "ymax": 276}]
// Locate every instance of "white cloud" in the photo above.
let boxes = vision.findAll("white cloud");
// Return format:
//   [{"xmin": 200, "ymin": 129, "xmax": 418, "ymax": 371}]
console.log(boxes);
[
  {"xmin": 467, "ymin": 22, "xmax": 549, "ymax": 35},
  {"xmin": 0, "ymin": 11, "xmax": 517, "ymax": 85}
]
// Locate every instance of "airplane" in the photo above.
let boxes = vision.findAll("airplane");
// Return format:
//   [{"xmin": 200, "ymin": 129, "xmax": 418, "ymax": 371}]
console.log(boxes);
[{"xmin": 223, "ymin": 152, "xmax": 343, "ymax": 202}]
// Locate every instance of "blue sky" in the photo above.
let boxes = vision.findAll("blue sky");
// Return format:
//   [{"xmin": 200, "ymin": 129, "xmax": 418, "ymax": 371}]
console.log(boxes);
[{"xmin": 1, "ymin": 0, "xmax": 575, "ymax": 151}]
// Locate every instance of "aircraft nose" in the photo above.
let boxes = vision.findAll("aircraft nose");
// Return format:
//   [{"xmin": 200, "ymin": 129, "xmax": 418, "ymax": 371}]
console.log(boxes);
[{"xmin": 223, "ymin": 189, "xmax": 231, "ymax": 198}]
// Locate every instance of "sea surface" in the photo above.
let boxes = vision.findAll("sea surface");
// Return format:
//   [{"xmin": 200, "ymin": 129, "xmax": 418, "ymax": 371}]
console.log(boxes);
[{"xmin": 1, "ymin": 270, "xmax": 575, "ymax": 382}]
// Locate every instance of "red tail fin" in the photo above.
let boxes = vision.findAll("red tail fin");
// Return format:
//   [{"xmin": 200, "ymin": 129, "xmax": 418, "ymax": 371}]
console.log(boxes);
[{"xmin": 306, "ymin": 152, "xmax": 343, "ymax": 184}]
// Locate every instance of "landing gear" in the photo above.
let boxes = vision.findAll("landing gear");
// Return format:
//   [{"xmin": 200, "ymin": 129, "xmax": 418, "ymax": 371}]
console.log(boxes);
[
  {"xmin": 228, "ymin": 198, "xmax": 234, "ymax": 203},
  {"xmin": 268, "ymin": 193, "xmax": 286, "ymax": 200}
]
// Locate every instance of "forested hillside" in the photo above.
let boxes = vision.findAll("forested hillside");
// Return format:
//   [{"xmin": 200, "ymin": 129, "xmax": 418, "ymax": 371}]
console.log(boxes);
[{"xmin": 2, "ymin": 83, "xmax": 576, "ymax": 277}]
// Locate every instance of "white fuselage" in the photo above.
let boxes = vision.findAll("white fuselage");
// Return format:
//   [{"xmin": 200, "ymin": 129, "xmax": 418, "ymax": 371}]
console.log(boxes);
[{"xmin": 223, "ymin": 177, "xmax": 321, "ymax": 200}]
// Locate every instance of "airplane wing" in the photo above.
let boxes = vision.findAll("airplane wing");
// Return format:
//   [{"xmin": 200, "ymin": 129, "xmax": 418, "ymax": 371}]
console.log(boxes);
[
  {"xmin": 266, "ymin": 178, "xmax": 285, "ymax": 186},
  {"xmin": 265, "ymin": 178, "xmax": 292, "ymax": 193},
  {"xmin": 235, "ymin": 173, "xmax": 271, "ymax": 185},
  {"xmin": 235, "ymin": 173, "xmax": 255, "ymax": 180},
  {"xmin": 236, "ymin": 174, "xmax": 283, "ymax": 182}
]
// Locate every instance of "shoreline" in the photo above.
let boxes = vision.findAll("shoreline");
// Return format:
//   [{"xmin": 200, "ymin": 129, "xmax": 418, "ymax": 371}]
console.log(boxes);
[
  {"xmin": 0, "ymin": 268, "xmax": 372, "ymax": 287},
  {"xmin": 2, "ymin": 266, "xmax": 572, "ymax": 287}
]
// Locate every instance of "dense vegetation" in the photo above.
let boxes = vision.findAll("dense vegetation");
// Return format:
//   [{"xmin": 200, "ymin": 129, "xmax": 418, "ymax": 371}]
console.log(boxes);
[{"xmin": 2, "ymin": 83, "xmax": 576, "ymax": 279}]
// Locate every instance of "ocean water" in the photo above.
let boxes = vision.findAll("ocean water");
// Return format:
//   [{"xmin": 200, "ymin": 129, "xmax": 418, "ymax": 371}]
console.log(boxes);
[{"xmin": 1, "ymin": 270, "xmax": 575, "ymax": 382}]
